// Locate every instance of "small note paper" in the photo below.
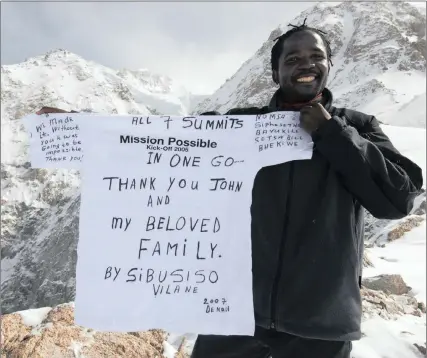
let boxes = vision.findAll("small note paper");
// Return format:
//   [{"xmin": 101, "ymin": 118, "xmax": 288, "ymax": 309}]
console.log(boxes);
[{"xmin": 23, "ymin": 114, "xmax": 84, "ymax": 169}]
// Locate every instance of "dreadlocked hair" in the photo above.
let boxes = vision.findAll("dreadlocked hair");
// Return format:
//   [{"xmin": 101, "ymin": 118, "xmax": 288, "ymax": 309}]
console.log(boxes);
[{"xmin": 271, "ymin": 18, "xmax": 333, "ymax": 71}]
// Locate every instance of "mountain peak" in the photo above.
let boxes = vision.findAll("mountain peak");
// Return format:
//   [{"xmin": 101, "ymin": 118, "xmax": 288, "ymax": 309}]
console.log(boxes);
[
  {"xmin": 24, "ymin": 48, "xmax": 80, "ymax": 64},
  {"xmin": 195, "ymin": 1, "xmax": 426, "ymax": 128}
]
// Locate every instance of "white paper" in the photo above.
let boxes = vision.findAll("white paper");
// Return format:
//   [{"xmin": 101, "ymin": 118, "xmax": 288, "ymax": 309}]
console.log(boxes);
[
  {"xmin": 22, "ymin": 113, "xmax": 84, "ymax": 169},
  {"xmin": 253, "ymin": 112, "xmax": 314, "ymax": 167},
  {"xmin": 23, "ymin": 113, "xmax": 313, "ymax": 335}
]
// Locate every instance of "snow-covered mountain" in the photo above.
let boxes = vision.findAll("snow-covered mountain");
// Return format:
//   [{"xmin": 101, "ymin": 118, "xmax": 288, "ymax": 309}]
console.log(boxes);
[
  {"xmin": 2, "ymin": 49, "xmax": 199, "ymax": 118},
  {"xmin": 194, "ymin": 2, "xmax": 426, "ymax": 128},
  {"xmin": 1, "ymin": 1, "xmax": 426, "ymax": 357}
]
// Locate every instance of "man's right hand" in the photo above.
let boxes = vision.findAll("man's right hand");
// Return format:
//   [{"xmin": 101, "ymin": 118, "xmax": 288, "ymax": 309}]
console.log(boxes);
[{"xmin": 36, "ymin": 107, "xmax": 71, "ymax": 115}]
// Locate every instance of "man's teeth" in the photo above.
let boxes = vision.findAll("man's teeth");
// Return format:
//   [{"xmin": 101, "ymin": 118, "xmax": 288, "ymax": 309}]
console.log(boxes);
[{"xmin": 296, "ymin": 76, "xmax": 315, "ymax": 83}]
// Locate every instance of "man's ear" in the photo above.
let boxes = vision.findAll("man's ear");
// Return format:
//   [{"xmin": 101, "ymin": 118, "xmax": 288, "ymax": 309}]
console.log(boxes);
[{"xmin": 272, "ymin": 70, "xmax": 279, "ymax": 84}]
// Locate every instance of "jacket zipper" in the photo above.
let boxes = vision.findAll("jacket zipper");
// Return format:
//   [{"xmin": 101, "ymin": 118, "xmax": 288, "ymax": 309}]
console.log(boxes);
[{"xmin": 269, "ymin": 162, "xmax": 295, "ymax": 330}]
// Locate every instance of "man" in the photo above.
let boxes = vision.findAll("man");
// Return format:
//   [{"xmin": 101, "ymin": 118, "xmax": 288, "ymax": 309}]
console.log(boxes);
[
  {"xmin": 37, "ymin": 22, "xmax": 423, "ymax": 358},
  {"xmin": 189, "ymin": 22, "xmax": 423, "ymax": 358}
]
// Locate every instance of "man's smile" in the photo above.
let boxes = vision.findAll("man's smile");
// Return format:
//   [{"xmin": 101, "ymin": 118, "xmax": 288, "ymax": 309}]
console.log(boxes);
[{"xmin": 296, "ymin": 76, "xmax": 316, "ymax": 83}]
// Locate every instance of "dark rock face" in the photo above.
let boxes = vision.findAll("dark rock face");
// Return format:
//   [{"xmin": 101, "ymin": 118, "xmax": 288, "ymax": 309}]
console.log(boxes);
[{"xmin": 362, "ymin": 274, "xmax": 411, "ymax": 295}]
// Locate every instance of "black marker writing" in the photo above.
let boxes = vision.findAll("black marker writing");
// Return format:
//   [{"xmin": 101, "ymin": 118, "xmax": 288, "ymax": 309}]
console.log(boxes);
[
  {"xmin": 169, "ymin": 154, "xmax": 201, "ymax": 168},
  {"xmin": 167, "ymin": 177, "xmax": 199, "ymax": 191},
  {"xmin": 162, "ymin": 116, "xmax": 172, "ymax": 129},
  {"xmin": 209, "ymin": 178, "xmax": 243, "ymax": 192},
  {"xmin": 36, "ymin": 123, "xmax": 46, "ymax": 133},
  {"xmin": 182, "ymin": 116, "xmax": 243, "ymax": 130},
  {"xmin": 152, "ymin": 284, "xmax": 199, "ymax": 296},
  {"xmin": 104, "ymin": 266, "xmax": 121, "ymax": 281},
  {"xmin": 49, "ymin": 116, "xmax": 74, "ymax": 126},
  {"xmin": 111, "ymin": 217, "xmax": 132, "ymax": 231},
  {"xmin": 145, "ymin": 216, "xmax": 220, "ymax": 233},
  {"xmin": 103, "ymin": 176, "xmax": 156, "ymax": 191},
  {"xmin": 51, "ymin": 124, "xmax": 79, "ymax": 133},
  {"xmin": 147, "ymin": 195, "xmax": 170, "ymax": 207},
  {"xmin": 124, "ymin": 268, "xmax": 218, "ymax": 284},
  {"xmin": 147, "ymin": 152, "xmax": 162, "ymax": 165},
  {"xmin": 131, "ymin": 116, "xmax": 152, "ymax": 125},
  {"xmin": 211, "ymin": 156, "xmax": 244, "ymax": 167},
  {"xmin": 139, "ymin": 238, "xmax": 188, "ymax": 258}
]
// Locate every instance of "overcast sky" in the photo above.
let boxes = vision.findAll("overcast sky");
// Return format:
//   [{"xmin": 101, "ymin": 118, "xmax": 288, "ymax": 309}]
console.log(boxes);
[{"xmin": 1, "ymin": 1, "xmax": 315, "ymax": 94}]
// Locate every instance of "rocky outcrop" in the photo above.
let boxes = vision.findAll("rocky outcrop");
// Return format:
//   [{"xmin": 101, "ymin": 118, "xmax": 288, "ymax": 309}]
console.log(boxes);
[
  {"xmin": 387, "ymin": 216, "xmax": 425, "ymax": 242},
  {"xmin": 365, "ymin": 192, "xmax": 426, "ymax": 246},
  {"xmin": 2, "ymin": 283, "xmax": 424, "ymax": 358},
  {"xmin": 413, "ymin": 342, "xmax": 426, "ymax": 356},
  {"xmin": 362, "ymin": 274, "xmax": 411, "ymax": 295},
  {"xmin": 1, "ymin": 303, "xmax": 168, "ymax": 358},
  {"xmin": 363, "ymin": 250, "xmax": 374, "ymax": 268},
  {"xmin": 361, "ymin": 287, "xmax": 424, "ymax": 320}
]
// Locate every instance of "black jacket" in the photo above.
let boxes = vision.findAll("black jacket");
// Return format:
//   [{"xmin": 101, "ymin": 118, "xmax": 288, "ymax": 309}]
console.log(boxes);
[{"xmin": 202, "ymin": 88, "xmax": 423, "ymax": 341}]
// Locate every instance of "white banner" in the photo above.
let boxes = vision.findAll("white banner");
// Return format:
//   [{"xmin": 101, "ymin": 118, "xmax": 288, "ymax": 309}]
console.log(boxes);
[{"xmin": 23, "ymin": 113, "xmax": 313, "ymax": 335}]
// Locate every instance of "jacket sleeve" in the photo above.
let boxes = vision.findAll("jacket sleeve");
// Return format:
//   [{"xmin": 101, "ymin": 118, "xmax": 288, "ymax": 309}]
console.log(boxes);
[{"xmin": 312, "ymin": 115, "xmax": 423, "ymax": 219}]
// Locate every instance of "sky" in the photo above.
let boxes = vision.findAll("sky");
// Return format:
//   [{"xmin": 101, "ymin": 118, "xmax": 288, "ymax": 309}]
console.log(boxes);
[{"xmin": 1, "ymin": 1, "xmax": 316, "ymax": 94}]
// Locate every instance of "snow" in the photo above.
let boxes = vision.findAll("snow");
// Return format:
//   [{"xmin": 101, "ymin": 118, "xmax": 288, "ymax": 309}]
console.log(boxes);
[
  {"xmin": 382, "ymin": 125, "xmax": 426, "ymax": 183},
  {"xmin": 364, "ymin": 222, "xmax": 426, "ymax": 302},
  {"xmin": 162, "ymin": 341, "xmax": 178, "ymax": 358},
  {"xmin": 17, "ymin": 306, "xmax": 52, "ymax": 326},
  {"xmin": 166, "ymin": 333, "xmax": 198, "ymax": 357},
  {"xmin": 381, "ymin": 92, "xmax": 427, "ymax": 129},
  {"xmin": 352, "ymin": 315, "xmax": 426, "ymax": 358}
]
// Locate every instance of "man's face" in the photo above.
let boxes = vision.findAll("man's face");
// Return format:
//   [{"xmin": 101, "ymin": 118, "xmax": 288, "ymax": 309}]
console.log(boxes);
[{"xmin": 273, "ymin": 30, "xmax": 329, "ymax": 102}]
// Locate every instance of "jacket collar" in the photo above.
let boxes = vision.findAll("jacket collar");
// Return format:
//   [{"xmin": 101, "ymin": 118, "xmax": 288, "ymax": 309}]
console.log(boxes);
[{"xmin": 268, "ymin": 87, "xmax": 334, "ymax": 112}]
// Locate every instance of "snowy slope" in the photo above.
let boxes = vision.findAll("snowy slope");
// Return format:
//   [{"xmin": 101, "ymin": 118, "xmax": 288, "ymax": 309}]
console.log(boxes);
[
  {"xmin": 354, "ymin": 125, "xmax": 426, "ymax": 358},
  {"xmin": 382, "ymin": 125, "xmax": 426, "ymax": 185},
  {"xmin": 351, "ymin": 222, "xmax": 426, "ymax": 358},
  {"xmin": 194, "ymin": 2, "xmax": 426, "ymax": 128},
  {"xmin": 2, "ymin": 49, "xmax": 196, "ymax": 118}
]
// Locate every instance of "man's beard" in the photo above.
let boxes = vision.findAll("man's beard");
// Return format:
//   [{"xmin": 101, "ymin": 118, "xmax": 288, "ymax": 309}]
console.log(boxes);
[{"xmin": 279, "ymin": 86, "xmax": 322, "ymax": 103}]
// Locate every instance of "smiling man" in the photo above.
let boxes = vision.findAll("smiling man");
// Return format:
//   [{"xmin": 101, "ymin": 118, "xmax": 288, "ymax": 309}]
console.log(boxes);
[{"xmin": 190, "ymin": 21, "xmax": 424, "ymax": 358}]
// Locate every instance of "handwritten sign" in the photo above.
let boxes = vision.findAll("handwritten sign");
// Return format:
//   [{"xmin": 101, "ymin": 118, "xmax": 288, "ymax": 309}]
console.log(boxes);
[
  {"xmin": 23, "ymin": 114, "xmax": 84, "ymax": 168},
  {"xmin": 254, "ymin": 111, "xmax": 313, "ymax": 167},
  {"xmin": 23, "ymin": 113, "xmax": 313, "ymax": 335}
]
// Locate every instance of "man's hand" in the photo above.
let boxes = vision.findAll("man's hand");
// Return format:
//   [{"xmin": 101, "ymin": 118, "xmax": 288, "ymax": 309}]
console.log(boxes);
[
  {"xmin": 36, "ymin": 107, "xmax": 70, "ymax": 115},
  {"xmin": 300, "ymin": 103, "xmax": 332, "ymax": 135}
]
